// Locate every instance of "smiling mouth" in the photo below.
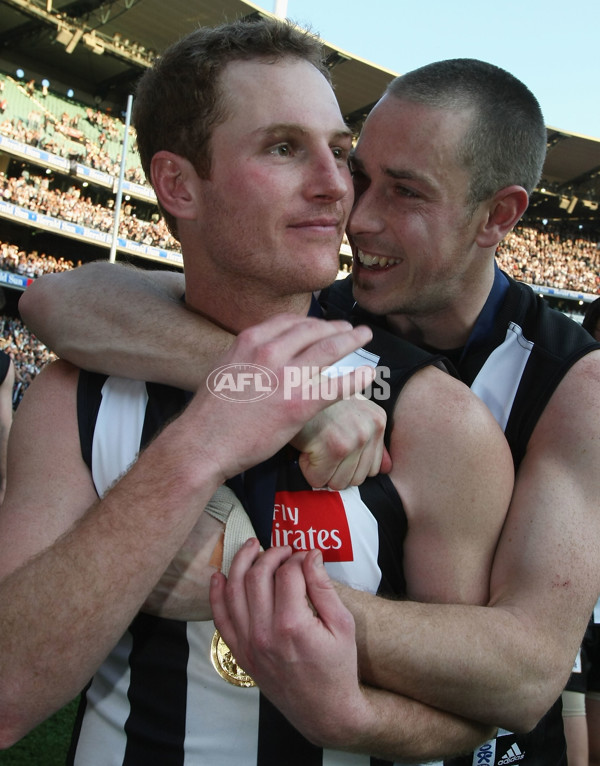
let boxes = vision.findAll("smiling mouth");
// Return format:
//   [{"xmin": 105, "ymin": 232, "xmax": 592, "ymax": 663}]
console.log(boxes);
[{"xmin": 356, "ymin": 249, "xmax": 402, "ymax": 269}]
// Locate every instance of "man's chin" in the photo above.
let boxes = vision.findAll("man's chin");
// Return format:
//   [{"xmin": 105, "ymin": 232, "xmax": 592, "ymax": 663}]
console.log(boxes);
[{"xmin": 351, "ymin": 284, "xmax": 388, "ymax": 317}]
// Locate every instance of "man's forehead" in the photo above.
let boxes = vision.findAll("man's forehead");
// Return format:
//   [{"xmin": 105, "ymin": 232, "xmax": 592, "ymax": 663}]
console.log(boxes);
[
  {"xmin": 374, "ymin": 96, "xmax": 474, "ymax": 137},
  {"xmin": 356, "ymin": 97, "xmax": 471, "ymax": 158},
  {"xmin": 220, "ymin": 58, "xmax": 348, "ymax": 134},
  {"xmin": 222, "ymin": 57, "xmax": 328, "ymax": 96}
]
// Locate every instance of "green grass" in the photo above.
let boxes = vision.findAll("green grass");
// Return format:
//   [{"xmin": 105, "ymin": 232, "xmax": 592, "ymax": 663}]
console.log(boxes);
[{"xmin": 0, "ymin": 699, "xmax": 78, "ymax": 765}]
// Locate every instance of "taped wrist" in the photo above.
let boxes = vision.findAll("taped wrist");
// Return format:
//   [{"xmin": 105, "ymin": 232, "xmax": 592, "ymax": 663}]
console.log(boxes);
[{"xmin": 204, "ymin": 485, "xmax": 259, "ymax": 575}]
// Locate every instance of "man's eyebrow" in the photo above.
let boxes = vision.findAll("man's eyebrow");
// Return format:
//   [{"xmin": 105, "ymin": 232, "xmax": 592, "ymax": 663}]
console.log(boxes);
[
  {"xmin": 254, "ymin": 123, "xmax": 353, "ymax": 141},
  {"xmin": 350, "ymin": 152, "xmax": 434, "ymax": 186},
  {"xmin": 333, "ymin": 126, "xmax": 354, "ymax": 142},
  {"xmin": 386, "ymin": 168, "xmax": 423, "ymax": 182},
  {"xmin": 254, "ymin": 123, "xmax": 306, "ymax": 138}
]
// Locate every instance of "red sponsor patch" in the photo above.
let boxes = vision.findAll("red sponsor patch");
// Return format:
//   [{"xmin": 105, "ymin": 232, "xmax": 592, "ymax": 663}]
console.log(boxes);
[{"xmin": 272, "ymin": 489, "xmax": 354, "ymax": 562}]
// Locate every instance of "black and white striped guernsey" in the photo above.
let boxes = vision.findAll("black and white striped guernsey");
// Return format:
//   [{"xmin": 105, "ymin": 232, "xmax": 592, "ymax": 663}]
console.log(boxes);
[
  {"xmin": 69, "ymin": 325, "xmax": 444, "ymax": 766},
  {"xmin": 325, "ymin": 269, "xmax": 600, "ymax": 766}
]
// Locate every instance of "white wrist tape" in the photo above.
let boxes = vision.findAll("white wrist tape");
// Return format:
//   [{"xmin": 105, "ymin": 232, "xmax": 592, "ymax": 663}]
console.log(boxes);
[{"xmin": 204, "ymin": 485, "xmax": 260, "ymax": 575}]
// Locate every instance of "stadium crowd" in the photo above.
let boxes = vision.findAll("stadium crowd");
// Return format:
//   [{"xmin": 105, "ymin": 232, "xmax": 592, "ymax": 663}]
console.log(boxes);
[
  {"xmin": 0, "ymin": 239, "xmax": 78, "ymax": 278},
  {"xmin": 0, "ymin": 115, "xmax": 144, "ymax": 185},
  {"xmin": 0, "ymin": 169, "xmax": 178, "ymax": 252},
  {"xmin": 2, "ymin": 167, "xmax": 599, "ymax": 292},
  {"xmin": 0, "ymin": 314, "xmax": 56, "ymax": 408},
  {"xmin": 496, "ymin": 225, "xmax": 600, "ymax": 295},
  {"xmin": 0, "ymin": 69, "xmax": 598, "ymax": 411},
  {"xmin": 2, "ymin": 71, "xmax": 599, "ymax": 289},
  {"xmin": 0, "ymin": 74, "xmax": 143, "ymax": 184}
]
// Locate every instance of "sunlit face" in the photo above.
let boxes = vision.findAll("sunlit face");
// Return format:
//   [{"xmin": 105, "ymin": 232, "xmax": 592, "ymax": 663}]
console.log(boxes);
[
  {"xmin": 348, "ymin": 95, "xmax": 488, "ymax": 325},
  {"xmin": 186, "ymin": 57, "xmax": 353, "ymax": 324}
]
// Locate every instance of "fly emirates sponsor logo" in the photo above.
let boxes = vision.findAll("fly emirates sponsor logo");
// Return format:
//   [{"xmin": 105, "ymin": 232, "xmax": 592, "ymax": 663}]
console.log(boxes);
[{"xmin": 272, "ymin": 489, "xmax": 354, "ymax": 562}]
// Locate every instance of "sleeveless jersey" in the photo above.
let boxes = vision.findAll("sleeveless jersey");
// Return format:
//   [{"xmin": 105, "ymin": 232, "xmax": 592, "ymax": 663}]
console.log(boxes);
[
  {"xmin": 325, "ymin": 271, "xmax": 600, "ymax": 766},
  {"xmin": 69, "ymin": 326, "xmax": 444, "ymax": 766}
]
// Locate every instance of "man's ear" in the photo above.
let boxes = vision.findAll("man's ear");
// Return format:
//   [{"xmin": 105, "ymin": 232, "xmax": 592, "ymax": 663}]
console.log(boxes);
[
  {"xmin": 476, "ymin": 185, "xmax": 529, "ymax": 248},
  {"xmin": 150, "ymin": 151, "xmax": 198, "ymax": 222}
]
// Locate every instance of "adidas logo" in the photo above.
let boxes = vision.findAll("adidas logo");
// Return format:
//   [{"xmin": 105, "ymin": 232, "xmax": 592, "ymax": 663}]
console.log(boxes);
[{"xmin": 498, "ymin": 743, "xmax": 525, "ymax": 764}]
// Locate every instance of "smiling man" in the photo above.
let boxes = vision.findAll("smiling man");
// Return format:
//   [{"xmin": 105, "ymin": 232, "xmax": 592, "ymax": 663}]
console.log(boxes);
[
  {"xmin": 321, "ymin": 60, "xmax": 600, "ymax": 765},
  {"xmin": 0, "ymin": 18, "xmax": 515, "ymax": 766},
  {"xmin": 22, "ymin": 53, "xmax": 600, "ymax": 766}
]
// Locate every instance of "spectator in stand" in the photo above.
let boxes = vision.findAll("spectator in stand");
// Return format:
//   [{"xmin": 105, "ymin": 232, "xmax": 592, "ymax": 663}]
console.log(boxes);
[
  {"xmin": 0, "ymin": 315, "xmax": 56, "ymax": 407},
  {"xmin": 585, "ymin": 602, "xmax": 600, "ymax": 766},
  {"xmin": 562, "ymin": 627, "xmax": 593, "ymax": 766},
  {"xmin": 0, "ymin": 171, "xmax": 179, "ymax": 252},
  {"xmin": 496, "ymin": 224, "xmax": 600, "ymax": 294},
  {"xmin": 0, "ymin": 240, "xmax": 77, "ymax": 278}
]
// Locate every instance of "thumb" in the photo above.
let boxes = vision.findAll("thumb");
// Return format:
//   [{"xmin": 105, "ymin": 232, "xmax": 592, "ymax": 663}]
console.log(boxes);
[
  {"xmin": 302, "ymin": 549, "xmax": 354, "ymax": 635},
  {"xmin": 379, "ymin": 446, "xmax": 392, "ymax": 475}
]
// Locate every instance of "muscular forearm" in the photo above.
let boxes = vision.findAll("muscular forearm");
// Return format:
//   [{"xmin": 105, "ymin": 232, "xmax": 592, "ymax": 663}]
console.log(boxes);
[
  {"xmin": 0, "ymin": 318, "xmax": 376, "ymax": 747},
  {"xmin": 19, "ymin": 263, "xmax": 233, "ymax": 389},
  {"xmin": 328, "ymin": 684, "xmax": 496, "ymax": 764},
  {"xmin": 211, "ymin": 544, "xmax": 494, "ymax": 763},
  {"xmin": 0, "ymin": 434, "xmax": 226, "ymax": 747},
  {"xmin": 341, "ymin": 381, "xmax": 600, "ymax": 735},
  {"xmin": 342, "ymin": 353, "xmax": 600, "ymax": 736},
  {"xmin": 340, "ymin": 586, "xmax": 570, "ymax": 733}
]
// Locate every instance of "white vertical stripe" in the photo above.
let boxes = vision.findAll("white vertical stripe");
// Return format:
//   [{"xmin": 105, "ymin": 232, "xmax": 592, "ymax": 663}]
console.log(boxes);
[
  {"xmin": 323, "ymin": 485, "xmax": 381, "ymax": 594},
  {"xmin": 183, "ymin": 620, "xmax": 261, "ymax": 764},
  {"xmin": 72, "ymin": 632, "xmax": 133, "ymax": 765},
  {"xmin": 92, "ymin": 377, "xmax": 148, "ymax": 497},
  {"xmin": 471, "ymin": 322, "xmax": 533, "ymax": 431},
  {"xmin": 322, "ymin": 486, "xmax": 385, "ymax": 766}
]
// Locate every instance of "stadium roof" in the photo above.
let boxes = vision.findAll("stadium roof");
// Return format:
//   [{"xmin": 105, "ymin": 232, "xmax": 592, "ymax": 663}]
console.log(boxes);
[
  {"xmin": 0, "ymin": 0, "xmax": 395, "ymax": 128},
  {"xmin": 1, "ymin": 0, "xmax": 599, "ymax": 221}
]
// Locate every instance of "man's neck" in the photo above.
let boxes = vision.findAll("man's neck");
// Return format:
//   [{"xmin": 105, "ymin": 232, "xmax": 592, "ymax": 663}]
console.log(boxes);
[
  {"xmin": 184, "ymin": 289, "xmax": 314, "ymax": 335},
  {"xmin": 386, "ymin": 265, "xmax": 498, "ymax": 351},
  {"xmin": 386, "ymin": 305, "xmax": 481, "ymax": 351}
]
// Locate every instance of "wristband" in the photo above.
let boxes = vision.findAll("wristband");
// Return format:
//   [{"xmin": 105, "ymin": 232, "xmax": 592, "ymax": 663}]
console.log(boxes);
[{"xmin": 204, "ymin": 485, "xmax": 259, "ymax": 575}]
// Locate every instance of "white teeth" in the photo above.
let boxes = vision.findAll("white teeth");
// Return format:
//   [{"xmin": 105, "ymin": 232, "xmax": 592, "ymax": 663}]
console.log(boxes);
[
  {"xmin": 359, "ymin": 252, "xmax": 379, "ymax": 266},
  {"xmin": 357, "ymin": 250, "xmax": 399, "ymax": 268}
]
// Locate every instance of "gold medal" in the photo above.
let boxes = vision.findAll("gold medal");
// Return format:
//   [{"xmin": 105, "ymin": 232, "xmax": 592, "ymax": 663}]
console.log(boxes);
[{"xmin": 210, "ymin": 629, "xmax": 256, "ymax": 687}]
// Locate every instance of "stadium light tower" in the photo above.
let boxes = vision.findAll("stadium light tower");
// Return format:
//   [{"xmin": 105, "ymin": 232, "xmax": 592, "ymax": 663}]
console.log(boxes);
[{"xmin": 273, "ymin": 0, "xmax": 288, "ymax": 17}]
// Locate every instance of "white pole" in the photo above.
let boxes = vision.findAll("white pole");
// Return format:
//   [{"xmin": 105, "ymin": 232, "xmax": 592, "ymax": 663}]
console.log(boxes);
[
  {"xmin": 109, "ymin": 93, "xmax": 133, "ymax": 263},
  {"xmin": 273, "ymin": 0, "xmax": 288, "ymax": 18}
]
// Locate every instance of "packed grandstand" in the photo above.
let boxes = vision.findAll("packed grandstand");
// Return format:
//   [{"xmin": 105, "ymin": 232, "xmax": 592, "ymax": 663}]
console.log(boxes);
[{"xmin": 0, "ymin": 0, "xmax": 598, "ymax": 406}]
